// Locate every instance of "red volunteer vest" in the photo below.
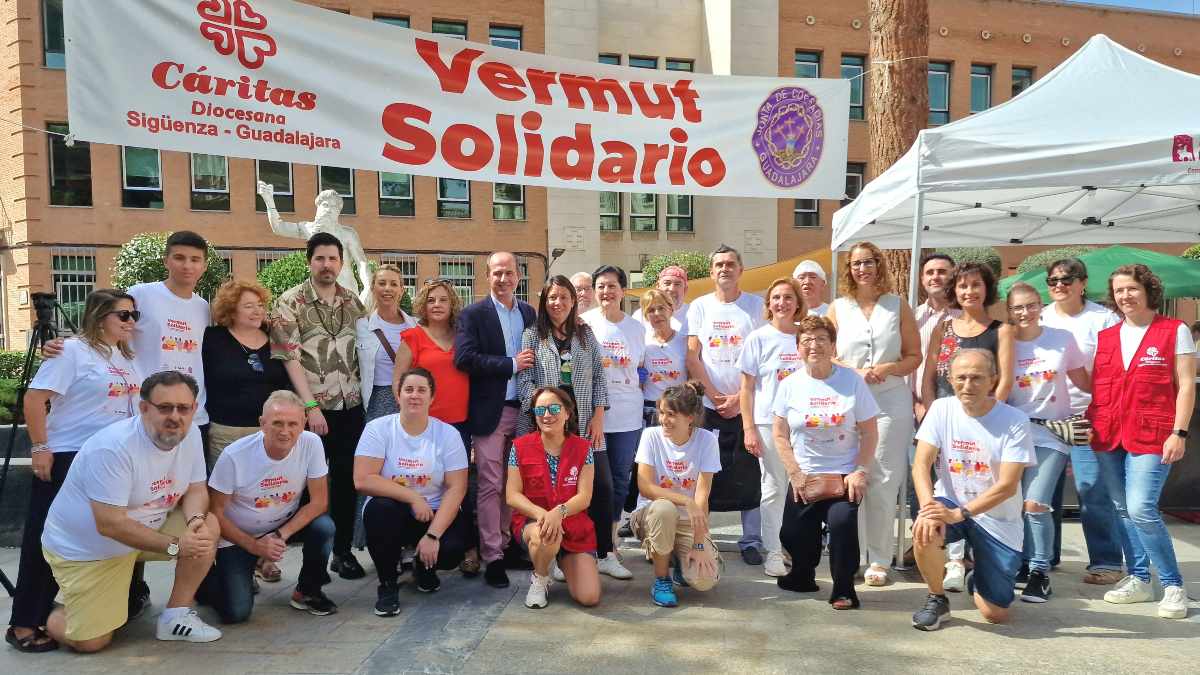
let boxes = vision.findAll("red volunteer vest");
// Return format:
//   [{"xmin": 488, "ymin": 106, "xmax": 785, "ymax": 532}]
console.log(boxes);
[
  {"xmin": 510, "ymin": 432, "xmax": 597, "ymax": 554},
  {"xmin": 1087, "ymin": 315, "xmax": 1181, "ymax": 455}
]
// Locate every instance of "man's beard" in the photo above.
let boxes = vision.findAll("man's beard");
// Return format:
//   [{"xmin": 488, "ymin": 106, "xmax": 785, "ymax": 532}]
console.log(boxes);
[{"xmin": 151, "ymin": 427, "xmax": 186, "ymax": 449}]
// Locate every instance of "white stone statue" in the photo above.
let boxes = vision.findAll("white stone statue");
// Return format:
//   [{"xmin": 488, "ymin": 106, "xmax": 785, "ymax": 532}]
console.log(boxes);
[{"xmin": 257, "ymin": 181, "xmax": 372, "ymax": 301}]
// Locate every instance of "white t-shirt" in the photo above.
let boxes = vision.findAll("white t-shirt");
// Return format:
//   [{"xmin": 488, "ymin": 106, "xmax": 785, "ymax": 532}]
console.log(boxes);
[
  {"xmin": 581, "ymin": 308, "xmax": 646, "ymax": 432},
  {"xmin": 1008, "ymin": 327, "xmax": 1086, "ymax": 453},
  {"xmin": 642, "ymin": 329, "xmax": 688, "ymax": 403},
  {"xmin": 915, "ymin": 397, "xmax": 1034, "ymax": 552},
  {"xmin": 738, "ymin": 325, "xmax": 803, "ymax": 425},
  {"xmin": 42, "ymin": 416, "xmax": 207, "ymax": 561},
  {"xmin": 633, "ymin": 302, "xmax": 689, "ymax": 336},
  {"xmin": 354, "ymin": 414, "xmax": 469, "ymax": 509},
  {"xmin": 370, "ymin": 312, "xmax": 416, "ymax": 388},
  {"xmin": 30, "ymin": 338, "xmax": 142, "ymax": 453},
  {"xmin": 1039, "ymin": 301, "xmax": 1119, "ymax": 414},
  {"xmin": 128, "ymin": 282, "xmax": 211, "ymax": 425},
  {"xmin": 807, "ymin": 302, "xmax": 829, "ymax": 317},
  {"xmin": 687, "ymin": 292, "xmax": 766, "ymax": 409},
  {"xmin": 1117, "ymin": 321, "xmax": 1195, "ymax": 370},
  {"xmin": 633, "ymin": 426, "xmax": 721, "ymax": 516},
  {"xmin": 772, "ymin": 366, "xmax": 880, "ymax": 474},
  {"xmin": 208, "ymin": 430, "xmax": 329, "ymax": 548}
]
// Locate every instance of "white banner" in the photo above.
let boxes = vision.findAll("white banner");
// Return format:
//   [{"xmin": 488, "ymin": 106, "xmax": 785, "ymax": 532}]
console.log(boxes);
[{"xmin": 65, "ymin": 0, "xmax": 849, "ymax": 198}]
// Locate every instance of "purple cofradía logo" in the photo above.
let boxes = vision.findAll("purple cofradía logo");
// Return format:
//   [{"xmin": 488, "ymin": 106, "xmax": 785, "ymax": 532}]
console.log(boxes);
[{"xmin": 752, "ymin": 87, "xmax": 825, "ymax": 188}]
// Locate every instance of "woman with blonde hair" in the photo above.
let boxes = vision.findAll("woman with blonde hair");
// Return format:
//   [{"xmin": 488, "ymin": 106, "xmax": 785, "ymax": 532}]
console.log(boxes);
[
  {"xmin": 641, "ymin": 289, "xmax": 689, "ymax": 416},
  {"xmin": 8, "ymin": 289, "xmax": 143, "ymax": 652},
  {"xmin": 826, "ymin": 241, "xmax": 921, "ymax": 587},
  {"xmin": 355, "ymin": 264, "xmax": 417, "ymax": 421}
]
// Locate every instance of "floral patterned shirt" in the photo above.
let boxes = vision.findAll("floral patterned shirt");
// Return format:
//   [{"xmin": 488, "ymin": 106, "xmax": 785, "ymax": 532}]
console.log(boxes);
[{"xmin": 270, "ymin": 279, "xmax": 366, "ymax": 410}]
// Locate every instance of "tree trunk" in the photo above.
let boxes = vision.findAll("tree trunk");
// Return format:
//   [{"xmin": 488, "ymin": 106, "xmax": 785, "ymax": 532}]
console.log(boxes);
[{"xmin": 867, "ymin": 0, "xmax": 928, "ymax": 300}]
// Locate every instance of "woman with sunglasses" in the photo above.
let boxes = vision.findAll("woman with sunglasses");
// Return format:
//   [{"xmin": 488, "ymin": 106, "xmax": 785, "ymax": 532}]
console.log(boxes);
[
  {"xmin": 507, "ymin": 387, "xmax": 601, "ymax": 609},
  {"xmin": 826, "ymin": 241, "xmax": 921, "ymax": 588},
  {"xmin": 7, "ymin": 290, "xmax": 143, "ymax": 653},
  {"xmin": 1004, "ymin": 283, "xmax": 1091, "ymax": 603}
]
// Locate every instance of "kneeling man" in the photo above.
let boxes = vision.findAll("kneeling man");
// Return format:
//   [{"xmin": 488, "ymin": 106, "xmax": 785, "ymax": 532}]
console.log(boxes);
[
  {"xmin": 42, "ymin": 371, "xmax": 219, "ymax": 652},
  {"xmin": 200, "ymin": 391, "xmax": 336, "ymax": 622},
  {"xmin": 910, "ymin": 349, "xmax": 1033, "ymax": 631}
]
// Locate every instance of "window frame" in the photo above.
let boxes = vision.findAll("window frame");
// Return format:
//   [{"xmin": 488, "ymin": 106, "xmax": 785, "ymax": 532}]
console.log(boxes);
[
  {"xmin": 970, "ymin": 64, "xmax": 992, "ymax": 114},
  {"xmin": 51, "ymin": 247, "xmax": 96, "ymax": 332},
  {"xmin": 380, "ymin": 253, "xmax": 419, "ymax": 306},
  {"xmin": 629, "ymin": 193, "xmax": 657, "ymax": 232},
  {"xmin": 599, "ymin": 192, "xmax": 621, "ymax": 231},
  {"xmin": 665, "ymin": 58, "xmax": 693, "ymax": 72},
  {"xmin": 489, "ymin": 25, "xmax": 522, "ymax": 50},
  {"xmin": 379, "ymin": 172, "xmax": 415, "ymax": 217},
  {"xmin": 255, "ymin": 160, "xmax": 294, "ymax": 212},
  {"xmin": 189, "ymin": 153, "xmax": 230, "ymax": 211},
  {"xmin": 47, "ymin": 122, "xmax": 91, "ymax": 207},
  {"xmin": 793, "ymin": 199, "xmax": 819, "ymax": 228},
  {"xmin": 373, "ymin": 15, "xmax": 410, "ymax": 27},
  {"xmin": 121, "ymin": 146, "xmax": 163, "ymax": 209},
  {"xmin": 795, "ymin": 51, "xmax": 820, "ymax": 78},
  {"xmin": 841, "ymin": 54, "xmax": 865, "ymax": 121},
  {"xmin": 843, "ymin": 162, "xmax": 865, "ymax": 207},
  {"xmin": 432, "ymin": 20, "xmax": 467, "ymax": 39},
  {"xmin": 43, "ymin": 0, "xmax": 65, "ymax": 69},
  {"xmin": 1012, "ymin": 66, "xmax": 1035, "ymax": 98},
  {"xmin": 928, "ymin": 62, "xmax": 951, "ymax": 126},
  {"xmin": 492, "ymin": 183, "xmax": 525, "ymax": 221},
  {"xmin": 665, "ymin": 194, "xmax": 693, "ymax": 232},
  {"xmin": 437, "ymin": 178, "xmax": 472, "ymax": 218},
  {"xmin": 439, "ymin": 255, "xmax": 476, "ymax": 305},
  {"xmin": 318, "ymin": 166, "xmax": 356, "ymax": 215},
  {"xmin": 598, "ymin": 54, "xmax": 621, "ymax": 66},
  {"xmin": 628, "ymin": 56, "xmax": 658, "ymax": 70}
]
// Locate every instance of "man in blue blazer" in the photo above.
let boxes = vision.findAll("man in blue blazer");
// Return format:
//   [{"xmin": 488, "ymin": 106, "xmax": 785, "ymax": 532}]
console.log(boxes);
[{"xmin": 454, "ymin": 251, "xmax": 536, "ymax": 588}]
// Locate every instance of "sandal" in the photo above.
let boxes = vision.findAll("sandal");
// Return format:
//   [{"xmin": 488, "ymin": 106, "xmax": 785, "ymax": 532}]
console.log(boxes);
[
  {"xmin": 831, "ymin": 597, "xmax": 857, "ymax": 610},
  {"xmin": 256, "ymin": 559, "xmax": 282, "ymax": 583},
  {"xmin": 6, "ymin": 626, "xmax": 59, "ymax": 653},
  {"xmin": 864, "ymin": 565, "xmax": 889, "ymax": 587}
]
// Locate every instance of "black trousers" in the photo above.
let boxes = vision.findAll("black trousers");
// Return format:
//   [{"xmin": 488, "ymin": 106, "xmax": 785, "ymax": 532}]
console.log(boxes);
[
  {"xmin": 589, "ymin": 450, "xmax": 614, "ymax": 557},
  {"xmin": 9, "ymin": 451, "xmax": 76, "ymax": 628},
  {"xmin": 321, "ymin": 406, "xmax": 366, "ymax": 554},
  {"xmin": 779, "ymin": 491, "xmax": 861, "ymax": 606},
  {"xmin": 363, "ymin": 497, "xmax": 471, "ymax": 586},
  {"xmin": 703, "ymin": 410, "xmax": 761, "ymax": 512}
]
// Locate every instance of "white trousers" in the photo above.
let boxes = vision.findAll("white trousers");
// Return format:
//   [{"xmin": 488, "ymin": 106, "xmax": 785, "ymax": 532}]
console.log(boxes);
[
  {"xmin": 858, "ymin": 384, "xmax": 914, "ymax": 568},
  {"xmin": 757, "ymin": 424, "xmax": 788, "ymax": 554}
]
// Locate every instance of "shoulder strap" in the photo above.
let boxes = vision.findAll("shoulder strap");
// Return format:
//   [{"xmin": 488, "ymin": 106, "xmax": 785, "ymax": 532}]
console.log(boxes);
[{"xmin": 373, "ymin": 329, "xmax": 397, "ymax": 362}]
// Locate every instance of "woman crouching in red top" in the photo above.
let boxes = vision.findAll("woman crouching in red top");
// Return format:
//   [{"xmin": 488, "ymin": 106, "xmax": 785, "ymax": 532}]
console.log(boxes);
[{"xmin": 506, "ymin": 387, "xmax": 601, "ymax": 609}]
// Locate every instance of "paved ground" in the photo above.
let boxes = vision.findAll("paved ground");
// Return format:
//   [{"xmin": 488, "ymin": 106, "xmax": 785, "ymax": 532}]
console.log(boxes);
[{"xmin": 2, "ymin": 514, "xmax": 1198, "ymax": 674}]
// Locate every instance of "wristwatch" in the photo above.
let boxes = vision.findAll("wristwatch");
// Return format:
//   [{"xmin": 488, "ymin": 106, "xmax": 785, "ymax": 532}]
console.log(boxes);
[
  {"xmin": 1174, "ymin": 429, "xmax": 1189, "ymax": 439},
  {"xmin": 557, "ymin": 504, "xmax": 568, "ymax": 518},
  {"xmin": 166, "ymin": 540, "xmax": 180, "ymax": 557}
]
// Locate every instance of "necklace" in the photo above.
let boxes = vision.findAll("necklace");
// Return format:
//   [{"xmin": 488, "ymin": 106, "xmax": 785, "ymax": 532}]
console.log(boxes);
[{"xmin": 311, "ymin": 286, "xmax": 347, "ymax": 338}]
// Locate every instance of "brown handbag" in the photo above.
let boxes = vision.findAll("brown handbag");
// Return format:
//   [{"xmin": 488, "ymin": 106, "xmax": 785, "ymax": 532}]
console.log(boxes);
[{"xmin": 798, "ymin": 472, "xmax": 846, "ymax": 504}]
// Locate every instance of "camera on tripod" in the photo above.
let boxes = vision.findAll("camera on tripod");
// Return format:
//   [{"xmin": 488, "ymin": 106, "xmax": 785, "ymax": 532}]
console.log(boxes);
[{"xmin": 31, "ymin": 292, "xmax": 58, "ymax": 327}]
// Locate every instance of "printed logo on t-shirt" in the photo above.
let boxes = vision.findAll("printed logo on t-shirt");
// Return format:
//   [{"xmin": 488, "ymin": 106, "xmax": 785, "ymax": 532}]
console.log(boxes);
[
  {"xmin": 392, "ymin": 474, "xmax": 432, "ymax": 487},
  {"xmin": 143, "ymin": 474, "xmax": 181, "ymax": 510},
  {"xmin": 161, "ymin": 336, "xmax": 199, "ymax": 353},
  {"xmin": 1016, "ymin": 369, "xmax": 1056, "ymax": 389},
  {"xmin": 253, "ymin": 491, "xmax": 298, "ymax": 508},
  {"xmin": 947, "ymin": 438, "xmax": 992, "ymax": 500},
  {"xmin": 107, "ymin": 382, "xmax": 140, "ymax": 398},
  {"xmin": 776, "ymin": 352, "xmax": 802, "ymax": 381}
]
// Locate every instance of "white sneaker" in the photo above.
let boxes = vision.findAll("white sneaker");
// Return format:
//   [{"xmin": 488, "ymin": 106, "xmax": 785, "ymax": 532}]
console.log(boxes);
[
  {"xmin": 598, "ymin": 553, "xmax": 633, "ymax": 580},
  {"xmin": 764, "ymin": 551, "xmax": 788, "ymax": 578},
  {"xmin": 525, "ymin": 573, "xmax": 551, "ymax": 609},
  {"xmin": 1158, "ymin": 585, "xmax": 1188, "ymax": 619},
  {"xmin": 156, "ymin": 609, "xmax": 222, "ymax": 643},
  {"xmin": 943, "ymin": 561, "xmax": 966, "ymax": 593},
  {"xmin": 550, "ymin": 559, "xmax": 566, "ymax": 582},
  {"xmin": 1104, "ymin": 575, "xmax": 1154, "ymax": 604}
]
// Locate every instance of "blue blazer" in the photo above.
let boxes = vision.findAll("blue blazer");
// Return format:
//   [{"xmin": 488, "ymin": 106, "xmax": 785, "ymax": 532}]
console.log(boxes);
[{"xmin": 453, "ymin": 296, "xmax": 536, "ymax": 436}]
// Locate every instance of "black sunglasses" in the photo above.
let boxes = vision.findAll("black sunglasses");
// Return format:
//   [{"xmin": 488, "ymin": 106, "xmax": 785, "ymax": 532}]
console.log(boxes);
[
  {"xmin": 107, "ymin": 310, "xmax": 141, "ymax": 322},
  {"xmin": 1046, "ymin": 275, "xmax": 1078, "ymax": 287}
]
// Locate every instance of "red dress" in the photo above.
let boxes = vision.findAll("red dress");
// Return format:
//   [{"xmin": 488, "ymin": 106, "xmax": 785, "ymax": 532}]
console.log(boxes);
[{"xmin": 400, "ymin": 326, "xmax": 468, "ymax": 424}]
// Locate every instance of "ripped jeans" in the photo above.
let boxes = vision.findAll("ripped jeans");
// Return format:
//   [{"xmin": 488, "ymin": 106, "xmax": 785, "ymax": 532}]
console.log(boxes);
[{"xmin": 1021, "ymin": 446, "xmax": 1069, "ymax": 575}]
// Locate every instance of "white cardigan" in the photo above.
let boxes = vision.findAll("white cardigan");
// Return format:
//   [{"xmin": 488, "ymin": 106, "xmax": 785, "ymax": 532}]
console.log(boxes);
[{"xmin": 355, "ymin": 310, "xmax": 417, "ymax": 407}]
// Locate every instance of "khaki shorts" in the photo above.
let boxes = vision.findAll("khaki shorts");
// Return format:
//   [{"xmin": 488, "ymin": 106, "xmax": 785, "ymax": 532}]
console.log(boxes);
[
  {"xmin": 44, "ymin": 508, "xmax": 188, "ymax": 641},
  {"xmin": 631, "ymin": 498, "xmax": 723, "ymax": 591}
]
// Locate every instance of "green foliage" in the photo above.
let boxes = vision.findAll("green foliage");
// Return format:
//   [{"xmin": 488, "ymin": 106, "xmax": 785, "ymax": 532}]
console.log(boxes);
[
  {"xmin": 936, "ymin": 247, "xmax": 1002, "ymax": 276},
  {"xmin": 110, "ymin": 232, "xmax": 229, "ymax": 299},
  {"xmin": 642, "ymin": 250, "xmax": 710, "ymax": 287},
  {"xmin": 0, "ymin": 350, "xmax": 38, "ymax": 380},
  {"xmin": 1015, "ymin": 246, "xmax": 1098, "ymax": 275},
  {"xmin": 256, "ymin": 252, "xmax": 311, "ymax": 303},
  {"xmin": 1182, "ymin": 243, "xmax": 1200, "ymax": 261},
  {"xmin": 0, "ymin": 378, "xmax": 20, "ymax": 424}
]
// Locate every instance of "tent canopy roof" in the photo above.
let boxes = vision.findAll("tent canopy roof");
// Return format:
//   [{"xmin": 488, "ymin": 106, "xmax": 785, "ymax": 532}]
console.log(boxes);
[{"xmin": 832, "ymin": 34, "xmax": 1200, "ymax": 251}]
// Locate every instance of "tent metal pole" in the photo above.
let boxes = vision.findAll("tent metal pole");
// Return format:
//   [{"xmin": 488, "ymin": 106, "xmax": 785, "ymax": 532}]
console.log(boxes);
[
  {"xmin": 830, "ymin": 247, "xmax": 839, "ymax": 298},
  {"xmin": 894, "ymin": 191, "xmax": 925, "ymax": 572}
]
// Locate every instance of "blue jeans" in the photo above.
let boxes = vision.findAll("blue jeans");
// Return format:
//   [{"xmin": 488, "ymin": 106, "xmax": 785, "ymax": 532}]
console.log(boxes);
[
  {"xmin": 1094, "ymin": 448, "xmax": 1182, "ymax": 587},
  {"xmin": 1069, "ymin": 444, "xmax": 1127, "ymax": 572},
  {"xmin": 605, "ymin": 429, "xmax": 643, "ymax": 522},
  {"xmin": 198, "ymin": 514, "xmax": 336, "ymax": 624},
  {"xmin": 1022, "ymin": 447, "xmax": 1068, "ymax": 574},
  {"xmin": 937, "ymin": 497, "xmax": 1022, "ymax": 608}
]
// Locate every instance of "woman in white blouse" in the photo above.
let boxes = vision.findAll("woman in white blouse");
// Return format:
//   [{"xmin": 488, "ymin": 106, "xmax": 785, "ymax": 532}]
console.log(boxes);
[{"xmin": 355, "ymin": 265, "xmax": 417, "ymax": 421}]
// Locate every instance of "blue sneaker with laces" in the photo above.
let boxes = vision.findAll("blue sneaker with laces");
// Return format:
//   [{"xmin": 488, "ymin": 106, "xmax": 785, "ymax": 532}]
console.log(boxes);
[
  {"xmin": 671, "ymin": 557, "xmax": 690, "ymax": 587},
  {"xmin": 651, "ymin": 576, "xmax": 678, "ymax": 607}
]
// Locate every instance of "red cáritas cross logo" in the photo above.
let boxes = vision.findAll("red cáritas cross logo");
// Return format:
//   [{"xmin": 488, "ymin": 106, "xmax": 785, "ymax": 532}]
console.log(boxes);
[{"xmin": 197, "ymin": 0, "xmax": 277, "ymax": 70}]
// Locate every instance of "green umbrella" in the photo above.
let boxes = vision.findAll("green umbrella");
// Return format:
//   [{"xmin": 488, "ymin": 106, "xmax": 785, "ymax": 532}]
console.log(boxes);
[{"xmin": 999, "ymin": 245, "xmax": 1200, "ymax": 302}]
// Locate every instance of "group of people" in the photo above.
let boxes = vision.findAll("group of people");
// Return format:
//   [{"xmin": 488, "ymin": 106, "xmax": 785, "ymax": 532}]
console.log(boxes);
[{"xmin": 5, "ymin": 229, "xmax": 1194, "ymax": 654}]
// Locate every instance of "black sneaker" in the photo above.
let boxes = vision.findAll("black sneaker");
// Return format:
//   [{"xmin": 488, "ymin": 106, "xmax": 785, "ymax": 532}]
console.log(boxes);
[
  {"xmin": 740, "ymin": 548, "xmax": 764, "ymax": 566},
  {"xmin": 912, "ymin": 593, "xmax": 951, "ymax": 631},
  {"xmin": 414, "ymin": 564, "xmax": 441, "ymax": 593},
  {"xmin": 617, "ymin": 521, "xmax": 633, "ymax": 539},
  {"xmin": 1021, "ymin": 571, "xmax": 1052, "ymax": 603},
  {"xmin": 128, "ymin": 579, "xmax": 151, "ymax": 621},
  {"xmin": 330, "ymin": 553, "xmax": 367, "ymax": 580},
  {"xmin": 374, "ymin": 582, "xmax": 401, "ymax": 617},
  {"xmin": 290, "ymin": 588, "xmax": 339, "ymax": 616},
  {"xmin": 777, "ymin": 574, "xmax": 819, "ymax": 593},
  {"xmin": 484, "ymin": 560, "xmax": 510, "ymax": 588},
  {"xmin": 1015, "ymin": 564, "xmax": 1030, "ymax": 588}
]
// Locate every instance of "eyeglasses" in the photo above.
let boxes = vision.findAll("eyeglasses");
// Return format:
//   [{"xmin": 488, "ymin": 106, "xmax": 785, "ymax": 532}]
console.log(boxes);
[
  {"xmin": 799, "ymin": 335, "xmax": 832, "ymax": 346},
  {"xmin": 1008, "ymin": 302, "xmax": 1042, "ymax": 315},
  {"xmin": 246, "ymin": 352, "xmax": 264, "ymax": 373},
  {"xmin": 149, "ymin": 402, "xmax": 193, "ymax": 415},
  {"xmin": 532, "ymin": 403, "xmax": 563, "ymax": 417},
  {"xmin": 849, "ymin": 259, "xmax": 878, "ymax": 269},
  {"xmin": 107, "ymin": 310, "xmax": 141, "ymax": 322},
  {"xmin": 1046, "ymin": 275, "xmax": 1077, "ymax": 287}
]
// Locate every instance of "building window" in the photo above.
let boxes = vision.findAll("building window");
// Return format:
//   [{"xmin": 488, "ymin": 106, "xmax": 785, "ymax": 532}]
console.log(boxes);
[
  {"xmin": 256, "ymin": 160, "xmax": 294, "ymax": 212},
  {"xmin": 374, "ymin": 16, "xmax": 409, "ymax": 27},
  {"xmin": 794, "ymin": 51, "xmax": 820, "ymax": 78},
  {"xmin": 121, "ymin": 146, "xmax": 163, "ymax": 209},
  {"xmin": 630, "ymin": 193, "xmax": 657, "ymax": 231},
  {"xmin": 599, "ymin": 54, "xmax": 621, "ymax": 65},
  {"xmin": 51, "ymin": 247, "xmax": 95, "ymax": 332},
  {"xmin": 439, "ymin": 255, "xmax": 475, "ymax": 305},
  {"xmin": 666, "ymin": 195, "xmax": 692, "ymax": 232},
  {"xmin": 489, "ymin": 25, "xmax": 522, "ymax": 50},
  {"xmin": 793, "ymin": 199, "xmax": 818, "ymax": 228},
  {"xmin": 970, "ymin": 64, "xmax": 992, "ymax": 113},
  {"xmin": 217, "ymin": 251, "xmax": 234, "ymax": 279},
  {"xmin": 844, "ymin": 162, "xmax": 865, "ymax": 207},
  {"xmin": 43, "ymin": 0, "xmax": 65, "ymax": 69},
  {"xmin": 928, "ymin": 62, "xmax": 950, "ymax": 126},
  {"xmin": 190, "ymin": 154, "xmax": 230, "ymax": 211},
  {"xmin": 379, "ymin": 172, "xmax": 414, "ymax": 217},
  {"xmin": 318, "ymin": 166, "xmax": 355, "ymax": 215},
  {"xmin": 47, "ymin": 123, "xmax": 91, "ymax": 206},
  {"xmin": 493, "ymin": 183, "xmax": 525, "ymax": 220},
  {"xmin": 665, "ymin": 58, "xmax": 693, "ymax": 72},
  {"xmin": 842, "ymin": 55, "xmax": 865, "ymax": 120},
  {"xmin": 432, "ymin": 20, "xmax": 467, "ymax": 39},
  {"xmin": 629, "ymin": 56, "xmax": 658, "ymax": 69},
  {"xmin": 515, "ymin": 256, "xmax": 530, "ymax": 302},
  {"xmin": 380, "ymin": 253, "xmax": 418, "ymax": 306},
  {"xmin": 599, "ymin": 192, "xmax": 621, "ymax": 231},
  {"xmin": 437, "ymin": 178, "xmax": 471, "ymax": 218},
  {"xmin": 256, "ymin": 251, "xmax": 290, "ymax": 273},
  {"xmin": 1012, "ymin": 66, "xmax": 1034, "ymax": 98}
]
